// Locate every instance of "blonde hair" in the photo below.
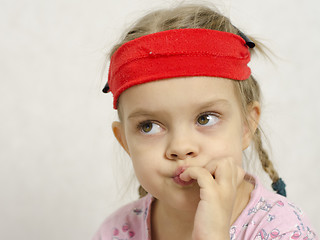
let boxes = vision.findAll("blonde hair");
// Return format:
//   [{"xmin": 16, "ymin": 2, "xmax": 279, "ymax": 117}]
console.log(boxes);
[{"xmin": 106, "ymin": 3, "xmax": 280, "ymax": 198}]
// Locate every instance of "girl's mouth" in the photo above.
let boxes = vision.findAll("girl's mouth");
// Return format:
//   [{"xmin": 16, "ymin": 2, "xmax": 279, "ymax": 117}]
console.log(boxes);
[{"xmin": 172, "ymin": 166, "xmax": 195, "ymax": 186}]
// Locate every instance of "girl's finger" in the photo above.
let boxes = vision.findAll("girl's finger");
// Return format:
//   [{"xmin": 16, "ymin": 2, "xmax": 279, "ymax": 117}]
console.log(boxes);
[
  {"xmin": 205, "ymin": 158, "xmax": 234, "ymax": 186},
  {"xmin": 180, "ymin": 167, "xmax": 217, "ymax": 189},
  {"xmin": 205, "ymin": 158, "xmax": 245, "ymax": 188}
]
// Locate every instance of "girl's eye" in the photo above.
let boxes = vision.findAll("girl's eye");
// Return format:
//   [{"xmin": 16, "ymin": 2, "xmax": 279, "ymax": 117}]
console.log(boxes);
[
  {"xmin": 138, "ymin": 121, "xmax": 162, "ymax": 135},
  {"xmin": 197, "ymin": 113, "xmax": 219, "ymax": 126}
]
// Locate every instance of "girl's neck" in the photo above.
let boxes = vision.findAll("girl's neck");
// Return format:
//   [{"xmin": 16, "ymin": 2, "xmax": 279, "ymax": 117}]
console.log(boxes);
[
  {"xmin": 151, "ymin": 198, "xmax": 195, "ymax": 240},
  {"xmin": 150, "ymin": 179, "xmax": 254, "ymax": 240},
  {"xmin": 230, "ymin": 179, "xmax": 254, "ymax": 224}
]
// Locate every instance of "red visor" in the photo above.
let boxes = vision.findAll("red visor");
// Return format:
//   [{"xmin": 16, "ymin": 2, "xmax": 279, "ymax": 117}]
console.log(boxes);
[{"xmin": 104, "ymin": 28, "xmax": 252, "ymax": 109}]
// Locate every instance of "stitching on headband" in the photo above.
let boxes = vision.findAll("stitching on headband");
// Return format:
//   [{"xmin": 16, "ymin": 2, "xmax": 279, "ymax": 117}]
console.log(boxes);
[{"xmin": 111, "ymin": 51, "xmax": 249, "ymax": 77}]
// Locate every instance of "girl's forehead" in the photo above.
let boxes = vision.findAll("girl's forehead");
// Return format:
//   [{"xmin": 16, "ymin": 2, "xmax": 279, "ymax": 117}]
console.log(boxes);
[{"xmin": 119, "ymin": 76, "xmax": 239, "ymax": 114}]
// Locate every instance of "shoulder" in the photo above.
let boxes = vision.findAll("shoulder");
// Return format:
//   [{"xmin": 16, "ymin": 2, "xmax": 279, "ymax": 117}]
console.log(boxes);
[
  {"xmin": 92, "ymin": 194, "xmax": 154, "ymax": 240},
  {"xmin": 231, "ymin": 175, "xmax": 318, "ymax": 240}
]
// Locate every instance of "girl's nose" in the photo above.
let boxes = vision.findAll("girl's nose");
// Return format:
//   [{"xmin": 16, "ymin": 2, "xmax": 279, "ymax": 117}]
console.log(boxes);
[{"xmin": 165, "ymin": 132, "xmax": 199, "ymax": 160}]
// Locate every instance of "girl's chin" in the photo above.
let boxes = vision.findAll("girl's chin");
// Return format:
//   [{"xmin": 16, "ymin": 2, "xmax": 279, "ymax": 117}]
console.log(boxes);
[{"xmin": 161, "ymin": 188, "xmax": 201, "ymax": 209}]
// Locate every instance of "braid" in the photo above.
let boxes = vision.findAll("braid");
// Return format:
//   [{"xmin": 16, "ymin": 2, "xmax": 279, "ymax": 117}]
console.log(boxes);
[
  {"xmin": 254, "ymin": 128, "xmax": 279, "ymax": 183},
  {"xmin": 254, "ymin": 128, "xmax": 287, "ymax": 196}
]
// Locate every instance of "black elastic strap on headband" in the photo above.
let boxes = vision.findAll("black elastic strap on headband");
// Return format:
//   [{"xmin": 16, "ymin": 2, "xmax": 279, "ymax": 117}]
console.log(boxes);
[
  {"xmin": 238, "ymin": 30, "xmax": 255, "ymax": 48},
  {"xmin": 232, "ymin": 25, "xmax": 255, "ymax": 49},
  {"xmin": 102, "ymin": 83, "xmax": 110, "ymax": 93}
]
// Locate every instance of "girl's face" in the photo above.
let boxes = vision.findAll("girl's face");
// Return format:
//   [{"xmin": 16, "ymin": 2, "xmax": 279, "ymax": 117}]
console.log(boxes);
[{"xmin": 113, "ymin": 76, "xmax": 259, "ymax": 210}]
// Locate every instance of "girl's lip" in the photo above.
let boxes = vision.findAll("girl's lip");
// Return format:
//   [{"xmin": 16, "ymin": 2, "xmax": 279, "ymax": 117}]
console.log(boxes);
[
  {"xmin": 173, "ymin": 166, "xmax": 187, "ymax": 177},
  {"xmin": 172, "ymin": 166, "xmax": 195, "ymax": 186}
]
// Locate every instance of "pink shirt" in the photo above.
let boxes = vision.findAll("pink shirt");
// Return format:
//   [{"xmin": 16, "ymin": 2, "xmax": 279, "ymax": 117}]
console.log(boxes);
[{"xmin": 92, "ymin": 176, "xmax": 317, "ymax": 240}]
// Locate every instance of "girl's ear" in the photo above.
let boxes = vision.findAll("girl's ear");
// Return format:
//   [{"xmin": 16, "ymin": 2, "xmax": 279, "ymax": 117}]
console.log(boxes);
[
  {"xmin": 112, "ymin": 121, "xmax": 130, "ymax": 155},
  {"xmin": 242, "ymin": 101, "xmax": 261, "ymax": 150}
]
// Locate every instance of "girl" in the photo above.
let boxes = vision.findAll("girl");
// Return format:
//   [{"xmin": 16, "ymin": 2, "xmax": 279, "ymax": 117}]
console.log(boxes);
[{"xmin": 93, "ymin": 3, "xmax": 317, "ymax": 240}]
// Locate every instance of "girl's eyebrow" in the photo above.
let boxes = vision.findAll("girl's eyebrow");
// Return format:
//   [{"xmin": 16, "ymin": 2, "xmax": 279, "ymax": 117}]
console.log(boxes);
[
  {"xmin": 127, "ymin": 110, "xmax": 164, "ymax": 120},
  {"xmin": 198, "ymin": 99, "xmax": 231, "ymax": 110},
  {"xmin": 127, "ymin": 99, "xmax": 231, "ymax": 120}
]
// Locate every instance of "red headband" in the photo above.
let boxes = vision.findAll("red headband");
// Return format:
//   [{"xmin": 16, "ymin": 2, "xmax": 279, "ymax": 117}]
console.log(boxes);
[{"xmin": 104, "ymin": 28, "xmax": 252, "ymax": 109}]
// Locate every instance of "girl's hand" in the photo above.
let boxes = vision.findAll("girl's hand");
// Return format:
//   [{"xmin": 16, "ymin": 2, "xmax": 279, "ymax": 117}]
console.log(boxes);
[{"xmin": 180, "ymin": 158, "xmax": 245, "ymax": 240}]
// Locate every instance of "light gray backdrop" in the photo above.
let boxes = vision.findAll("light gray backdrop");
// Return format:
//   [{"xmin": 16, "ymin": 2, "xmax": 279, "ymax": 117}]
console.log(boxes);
[{"xmin": 1, "ymin": 0, "xmax": 319, "ymax": 239}]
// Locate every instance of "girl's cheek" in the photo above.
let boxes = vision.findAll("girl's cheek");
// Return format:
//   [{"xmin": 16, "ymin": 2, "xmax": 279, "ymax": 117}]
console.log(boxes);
[{"xmin": 205, "ymin": 140, "xmax": 242, "ymax": 161}]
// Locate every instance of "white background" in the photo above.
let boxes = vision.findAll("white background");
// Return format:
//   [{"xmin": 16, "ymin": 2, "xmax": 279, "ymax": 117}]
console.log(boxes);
[{"xmin": 1, "ymin": 0, "xmax": 319, "ymax": 239}]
